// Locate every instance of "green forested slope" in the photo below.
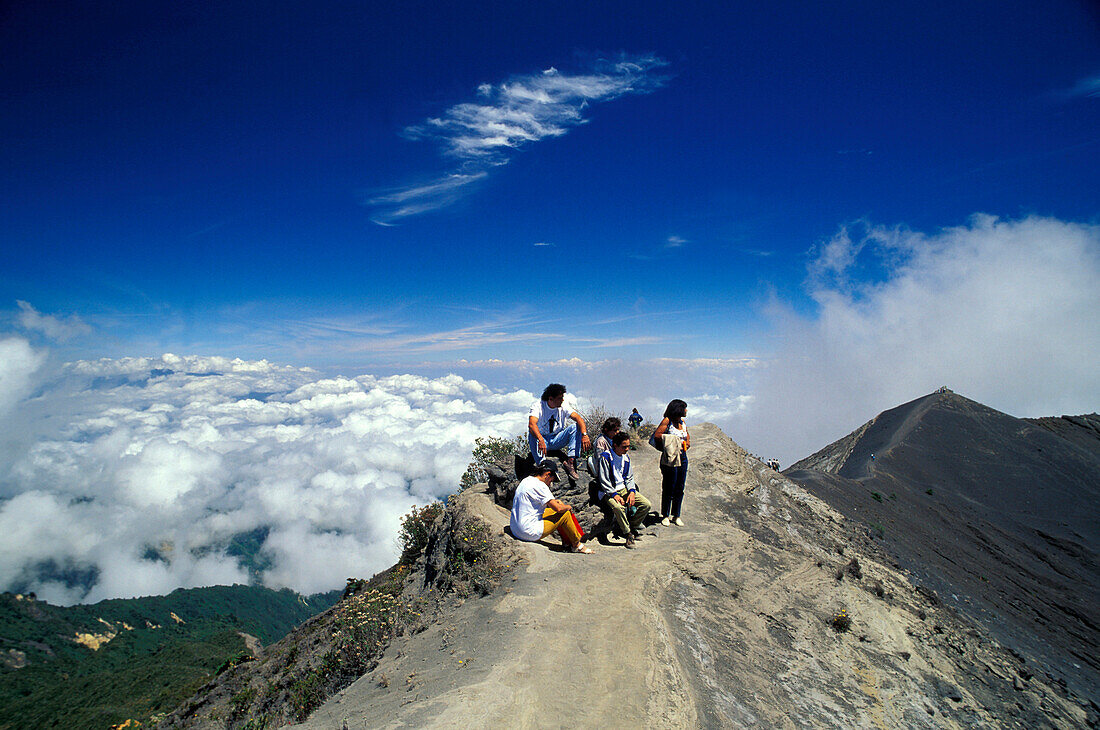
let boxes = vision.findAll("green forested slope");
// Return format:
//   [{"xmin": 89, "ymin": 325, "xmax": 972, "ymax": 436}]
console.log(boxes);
[{"xmin": 0, "ymin": 585, "xmax": 339, "ymax": 729}]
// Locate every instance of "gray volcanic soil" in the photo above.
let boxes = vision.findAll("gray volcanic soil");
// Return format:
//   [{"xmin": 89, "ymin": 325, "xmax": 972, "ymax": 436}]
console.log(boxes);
[
  {"xmin": 786, "ymin": 390, "xmax": 1100, "ymax": 703},
  {"xmin": 293, "ymin": 424, "xmax": 1091, "ymax": 729}
]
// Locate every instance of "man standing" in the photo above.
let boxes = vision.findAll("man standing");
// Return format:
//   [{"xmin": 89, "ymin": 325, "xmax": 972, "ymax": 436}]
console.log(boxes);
[
  {"xmin": 594, "ymin": 432, "xmax": 652, "ymax": 548},
  {"xmin": 628, "ymin": 408, "xmax": 643, "ymax": 430},
  {"xmin": 528, "ymin": 383, "xmax": 590, "ymax": 480}
]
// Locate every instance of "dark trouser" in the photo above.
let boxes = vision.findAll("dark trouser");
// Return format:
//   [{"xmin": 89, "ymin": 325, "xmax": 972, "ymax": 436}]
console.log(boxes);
[{"xmin": 660, "ymin": 451, "xmax": 688, "ymax": 518}]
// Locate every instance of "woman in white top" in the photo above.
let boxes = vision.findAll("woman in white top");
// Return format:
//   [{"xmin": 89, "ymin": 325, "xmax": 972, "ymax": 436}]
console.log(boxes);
[
  {"xmin": 509, "ymin": 463, "xmax": 592, "ymax": 553},
  {"xmin": 653, "ymin": 399, "xmax": 690, "ymax": 526}
]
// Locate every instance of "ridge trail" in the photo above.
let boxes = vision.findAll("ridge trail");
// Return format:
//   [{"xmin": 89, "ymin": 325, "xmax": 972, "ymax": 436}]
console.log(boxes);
[{"xmin": 295, "ymin": 424, "xmax": 1089, "ymax": 729}]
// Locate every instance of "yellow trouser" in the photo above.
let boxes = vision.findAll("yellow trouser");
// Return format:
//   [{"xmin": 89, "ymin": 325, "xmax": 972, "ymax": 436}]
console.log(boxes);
[{"xmin": 541, "ymin": 506, "xmax": 583, "ymax": 544}]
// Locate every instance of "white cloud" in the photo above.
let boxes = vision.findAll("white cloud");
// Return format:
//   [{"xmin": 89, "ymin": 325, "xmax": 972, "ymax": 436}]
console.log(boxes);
[
  {"xmin": 666, "ymin": 235, "xmax": 687, "ymax": 248},
  {"xmin": 366, "ymin": 172, "xmax": 488, "ymax": 223},
  {"xmin": 733, "ymin": 214, "xmax": 1100, "ymax": 465},
  {"xmin": 0, "ymin": 336, "xmax": 45, "ymax": 417},
  {"xmin": 0, "ymin": 360, "xmax": 534, "ymax": 603},
  {"xmin": 409, "ymin": 56, "xmax": 666, "ymax": 161},
  {"xmin": 370, "ymin": 54, "xmax": 667, "ymax": 224},
  {"xmin": 16, "ymin": 301, "xmax": 92, "ymax": 341}
]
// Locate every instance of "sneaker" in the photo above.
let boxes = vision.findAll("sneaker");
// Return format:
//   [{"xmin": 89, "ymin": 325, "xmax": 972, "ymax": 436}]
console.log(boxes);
[
  {"xmin": 624, "ymin": 538, "xmax": 636, "ymax": 549},
  {"xmin": 674, "ymin": 517, "xmax": 685, "ymax": 527},
  {"xmin": 660, "ymin": 516, "xmax": 671, "ymax": 526},
  {"xmin": 562, "ymin": 458, "xmax": 580, "ymax": 480}
]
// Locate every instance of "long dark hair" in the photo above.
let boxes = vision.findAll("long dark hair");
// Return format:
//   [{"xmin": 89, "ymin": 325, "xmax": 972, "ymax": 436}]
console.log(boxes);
[{"xmin": 663, "ymin": 399, "xmax": 687, "ymax": 426}]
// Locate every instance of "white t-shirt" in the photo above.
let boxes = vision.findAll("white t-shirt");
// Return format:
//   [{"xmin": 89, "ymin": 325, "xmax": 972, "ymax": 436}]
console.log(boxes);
[
  {"xmin": 510, "ymin": 475, "xmax": 555, "ymax": 541},
  {"xmin": 528, "ymin": 393, "xmax": 579, "ymax": 436}
]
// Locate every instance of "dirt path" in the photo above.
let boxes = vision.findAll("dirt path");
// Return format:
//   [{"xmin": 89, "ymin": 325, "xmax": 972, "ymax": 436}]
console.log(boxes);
[{"xmin": 297, "ymin": 433, "xmax": 748, "ymax": 729}]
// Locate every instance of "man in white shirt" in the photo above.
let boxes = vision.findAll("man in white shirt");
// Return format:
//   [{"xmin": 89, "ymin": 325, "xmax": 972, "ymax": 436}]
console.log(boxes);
[
  {"xmin": 527, "ymin": 383, "xmax": 590, "ymax": 480},
  {"xmin": 509, "ymin": 463, "xmax": 590, "ymax": 553},
  {"xmin": 594, "ymin": 432, "xmax": 652, "ymax": 549}
]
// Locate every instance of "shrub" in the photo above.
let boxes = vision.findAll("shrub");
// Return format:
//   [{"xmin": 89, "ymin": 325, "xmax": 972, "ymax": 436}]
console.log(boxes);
[
  {"xmin": 459, "ymin": 436, "xmax": 523, "ymax": 489},
  {"xmin": 398, "ymin": 503, "xmax": 444, "ymax": 564},
  {"xmin": 288, "ymin": 580, "xmax": 422, "ymax": 721},
  {"xmin": 635, "ymin": 421, "xmax": 657, "ymax": 443},
  {"xmin": 441, "ymin": 519, "xmax": 506, "ymax": 597},
  {"xmin": 831, "ymin": 609, "xmax": 851, "ymax": 633}
]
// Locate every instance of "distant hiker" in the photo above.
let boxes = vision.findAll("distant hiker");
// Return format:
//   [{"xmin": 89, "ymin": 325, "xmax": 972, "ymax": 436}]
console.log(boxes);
[
  {"xmin": 593, "ymin": 417, "xmax": 621, "ymax": 454},
  {"xmin": 654, "ymin": 399, "xmax": 690, "ymax": 527},
  {"xmin": 628, "ymin": 408, "xmax": 644, "ymax": 430},
  {"xmin": 528, "ymin": 383, "xmax": 590, "ymax": 480},
  {"xmin": 594, "ymin": 432, "xmax": 652, "ymax": 548},
  {"xmin": 509, "ymin": 463, "xmax": 592, "ymax": 554}
]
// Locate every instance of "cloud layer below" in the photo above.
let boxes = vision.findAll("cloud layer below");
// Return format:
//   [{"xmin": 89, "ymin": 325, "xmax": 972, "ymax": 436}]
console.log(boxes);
[{"xmin": 0, "ymin": 354, "xmax": 533, "ymax": 604}]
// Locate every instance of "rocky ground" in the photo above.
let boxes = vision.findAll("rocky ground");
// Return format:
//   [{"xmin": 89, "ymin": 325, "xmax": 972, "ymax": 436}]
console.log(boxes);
[{"xmin": 290, "ymin": 424, "xmax": 1093, "ymax": 729}]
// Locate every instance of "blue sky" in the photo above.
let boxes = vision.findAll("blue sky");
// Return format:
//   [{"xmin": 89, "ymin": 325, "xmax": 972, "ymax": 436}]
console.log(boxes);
[{"xmin": 2, "ymin": 1, "xmax": 1099, "ymax": 447}]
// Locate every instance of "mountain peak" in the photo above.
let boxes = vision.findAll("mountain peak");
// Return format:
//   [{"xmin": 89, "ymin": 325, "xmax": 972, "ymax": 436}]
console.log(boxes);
[{"xmin": 785, "ymin": 393, "xmax": 1100, "ymax": 702}]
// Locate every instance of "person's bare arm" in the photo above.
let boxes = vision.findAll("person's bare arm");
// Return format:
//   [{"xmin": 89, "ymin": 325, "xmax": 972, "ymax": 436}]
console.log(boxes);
[
  {"xmin": 569, "ymin": 411, "xmax": 591, "ymax": 451},
  {"xmin": 654, "ymin": 417, "xmax": 670, "ymax": 441},
  {"xmin": 683, "ymin": 426, "xmax": 690, "ymax": 450}
]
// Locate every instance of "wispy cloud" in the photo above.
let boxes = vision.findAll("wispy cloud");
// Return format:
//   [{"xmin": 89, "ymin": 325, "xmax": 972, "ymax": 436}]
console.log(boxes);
[
  {"xmin": 577, "ymin": 335, "xmax": 667, "ymax": 348},
  {"xmin": 370, "ymin": 54, "xmax": 668, "ymax": 224},
  {"xmin": 1061, "ymin": 73, "xmax": 1100, "ymax": 100},
  {"xmin": 346, "ymin": 325, "xmax": 565, "ymax": 355},
  {"xmin": 666, "ymin": 235, "xmax": 687, "ymax": 248},
  {"xmin": 16, "ymin": 301, "xmax": 92, "ymax": 342},
  {"xmin": 407, "ymin": 56, "xmax": 667, "ymax": 161},
  {"xmin": 365, "ymin": 172, "xmax": 488, "ymax": 225}
]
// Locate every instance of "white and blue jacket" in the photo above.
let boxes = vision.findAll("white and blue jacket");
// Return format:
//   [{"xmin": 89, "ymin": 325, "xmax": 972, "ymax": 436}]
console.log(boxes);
[{"xmin": 594, "ymin": 449, "xmax": 636, "ymax": 501}]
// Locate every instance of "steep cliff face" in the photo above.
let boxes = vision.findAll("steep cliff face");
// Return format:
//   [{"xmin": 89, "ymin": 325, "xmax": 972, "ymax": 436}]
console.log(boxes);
[
  {"xmin": 277, "ymin": 423, "xmax": 1090, "ymax": 729},
  {"xmin": 785, "ymin": 390, "xmax": 1100, "ymax": 703}
]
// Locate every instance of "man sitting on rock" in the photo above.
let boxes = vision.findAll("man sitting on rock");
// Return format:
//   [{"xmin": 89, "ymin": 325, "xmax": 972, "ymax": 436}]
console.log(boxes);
[
  {"xmin": 528, "ymin": 383, "xmax": 590, "ymax": 480},
  {"xmin": 594, "ymin": 432, "xmax": 652, "ymax": 548},
  {"xmin": 509, "ymin": 463, "xmax": 592, "ymax": 553}
]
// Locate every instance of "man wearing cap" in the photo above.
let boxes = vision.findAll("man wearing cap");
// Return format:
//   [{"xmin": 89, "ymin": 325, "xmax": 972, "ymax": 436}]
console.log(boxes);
[
  {"xmin": 528, "ymin": 383, "xmax": 590, "ymax": 480},
  {"xmin": 509, "ymin": 463, "xmax": 592, "ymax": 554},
  {"xmin": 594, "ymin": 432, "xmax": 652, "ymax": 548}
]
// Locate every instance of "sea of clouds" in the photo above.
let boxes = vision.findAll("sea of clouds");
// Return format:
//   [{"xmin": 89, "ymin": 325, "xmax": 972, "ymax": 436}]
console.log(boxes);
[{"xmin": 0, "ymin": 353, "xmax": 536, "ymax": 604}]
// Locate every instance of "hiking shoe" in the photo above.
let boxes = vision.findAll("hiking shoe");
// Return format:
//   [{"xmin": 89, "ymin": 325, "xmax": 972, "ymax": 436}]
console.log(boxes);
[
  {"xmin": 674, "ymin": 517, "xmax": 685, "ymax": 527},
  {"xmin": 625, "ymin": 538, "xmax": 636, "ymax": 549},
  {"xmin": 562, "ymin": 459, "xmax": 580, "ymax": 480},
  {"xmin": 660, "ymin": 516, "xmax": 671, "ymax": 526}
]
